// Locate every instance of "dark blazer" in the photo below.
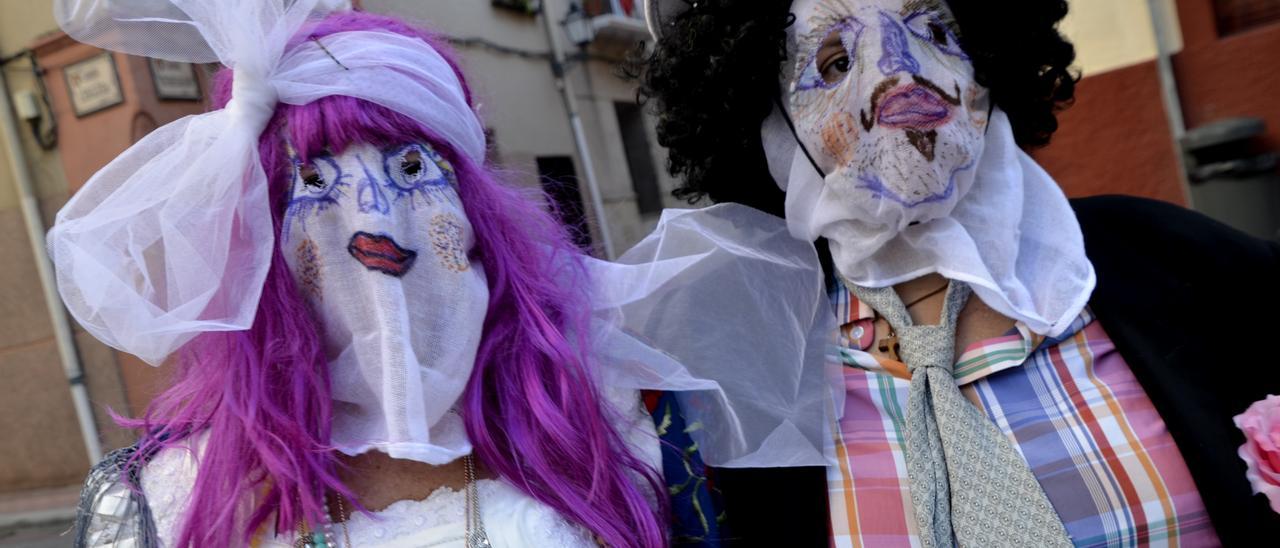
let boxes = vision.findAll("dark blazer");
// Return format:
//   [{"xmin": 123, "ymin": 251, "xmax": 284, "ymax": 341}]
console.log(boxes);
[{"xmin": 711, "ymin": 196, "xmax": 1280, "ymax": 547}]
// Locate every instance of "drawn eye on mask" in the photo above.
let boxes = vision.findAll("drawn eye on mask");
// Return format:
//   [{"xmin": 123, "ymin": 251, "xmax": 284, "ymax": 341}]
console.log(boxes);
[
  {"xmin": 796, "ymin": 17, "xmax": 866, "ymax": 92},
  {"xmin": 381, "ymin": 143, "xmax": 453, "ymax": 205},
  {"xmin": 284, "ymin": 155, "xmax": 350, "ymax": 237},
  {"xmin": 295, "ymin": 156, "xmax": 345, "ymax": 198},
  {"xmin": 902, "ymin": 11, "xmax": 968, "ymax": 59}
]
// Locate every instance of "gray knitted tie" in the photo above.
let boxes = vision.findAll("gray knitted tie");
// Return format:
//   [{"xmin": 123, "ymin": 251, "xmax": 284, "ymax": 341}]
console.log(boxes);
[{"xmin": 850, "ymin": 281, "xmax": 1072, "ymax": 548}]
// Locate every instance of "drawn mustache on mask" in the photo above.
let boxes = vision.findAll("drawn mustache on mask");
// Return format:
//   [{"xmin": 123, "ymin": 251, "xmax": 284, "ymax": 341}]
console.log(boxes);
[
  {"xmin": 857, "ymin": 75, "xmax": 961, "ymax": 161},
  {"xmin": 859, "ymin": 75, "xmax": 962, "ymax": 132}
]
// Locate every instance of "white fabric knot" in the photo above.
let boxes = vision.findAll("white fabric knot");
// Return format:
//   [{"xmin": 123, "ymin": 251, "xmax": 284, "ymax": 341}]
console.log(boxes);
[{"xmin": 227, "ymin": 70, "xmax": 279, "ymax": 138}]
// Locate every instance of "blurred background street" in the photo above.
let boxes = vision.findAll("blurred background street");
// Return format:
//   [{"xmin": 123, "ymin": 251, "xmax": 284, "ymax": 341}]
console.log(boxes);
[{"xmin": 1, "ymin": 0, "xmax": 1278, "ymax": 544}]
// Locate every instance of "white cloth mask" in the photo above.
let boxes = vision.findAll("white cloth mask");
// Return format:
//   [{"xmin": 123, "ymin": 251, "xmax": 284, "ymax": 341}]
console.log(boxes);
[
  {"xmin": 769, "ymin": 0, "xmax": 1095, "ymax": 336},
  {"xmin": 281, "ymin": 141, "xmax": 489, "ymax": 465},
  {"xmin": 787, "ymin": 0, "xmax": 991, "ymax": 233}
]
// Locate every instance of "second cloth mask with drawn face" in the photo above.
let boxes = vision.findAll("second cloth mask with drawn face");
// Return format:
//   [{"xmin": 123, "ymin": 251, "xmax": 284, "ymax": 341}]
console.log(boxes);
[
  {"xmin": 787, "ymin": 0, "xmax": 991, "ymax": 233},
  {"xmin": 770, "ymin": 0, "xmax": 1095, "ymax": 336},
  {"xmin": 282, "ymin": 140, "xmax": 490, "ymax": 465}
]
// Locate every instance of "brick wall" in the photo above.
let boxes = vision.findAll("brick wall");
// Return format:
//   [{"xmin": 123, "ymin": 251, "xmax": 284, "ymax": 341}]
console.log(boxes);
[
  {"xmin": 1032, "ymin": 1, "xmax": 1280, "ymax": 208},
  {"xmin": 1031, "ymin": 61, "xmax": 1187, "ymax": 204}
]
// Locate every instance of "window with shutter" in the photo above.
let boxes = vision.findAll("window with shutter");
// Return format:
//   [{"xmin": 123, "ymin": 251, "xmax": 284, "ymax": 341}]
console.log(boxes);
[{"xmin": 1214, "ymin": 0, "xmax": 1280, "ymax": 36}]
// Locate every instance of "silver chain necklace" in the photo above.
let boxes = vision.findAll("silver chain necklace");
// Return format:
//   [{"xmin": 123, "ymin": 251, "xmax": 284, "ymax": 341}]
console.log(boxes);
[{"xmin": 463, "ymin": 454, "xmax": 491, "ymax": 548}]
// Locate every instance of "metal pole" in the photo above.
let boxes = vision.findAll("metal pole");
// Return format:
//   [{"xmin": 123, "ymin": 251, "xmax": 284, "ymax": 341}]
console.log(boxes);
[
  {"xmin": 0, "ymin": 59, "xmax": 102, "ymax": 463},
  {"xmin": 540, "ymin": 2, "xmax": 616, "ymax": 259},
  {"xmin": 1147, "ymin": 0, "xmax": 1195, "ymax": 206}
]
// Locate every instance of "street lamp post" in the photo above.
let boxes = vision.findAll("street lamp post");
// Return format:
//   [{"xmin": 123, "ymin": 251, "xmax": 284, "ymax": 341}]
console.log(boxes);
[
  {"xmin": 1147, "ymin": 0, "xmax": 1193, "ymax": 206},
  {"xmin": 541, "ymin": 1, "xmax": 616, "ymax": 259},
  {"xmin": 562, "ymin": 2, "xmax": 595, "ymax": 47}
]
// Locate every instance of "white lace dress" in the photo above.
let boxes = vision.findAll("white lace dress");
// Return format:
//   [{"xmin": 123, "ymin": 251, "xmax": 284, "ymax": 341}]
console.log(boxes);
[{"xmin": 138, "ymin": 387, "xmax": 659, "ymax": 547}]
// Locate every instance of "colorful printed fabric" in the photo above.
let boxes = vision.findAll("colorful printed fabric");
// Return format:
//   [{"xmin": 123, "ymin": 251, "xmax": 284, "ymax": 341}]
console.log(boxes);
[
  {"xmin": 827, "ymin": 279, "xmax": 1219, "ymax": 548},
  {"xmin": 646, "ymin": 391, "xmax": 726, "ymax": 547}
]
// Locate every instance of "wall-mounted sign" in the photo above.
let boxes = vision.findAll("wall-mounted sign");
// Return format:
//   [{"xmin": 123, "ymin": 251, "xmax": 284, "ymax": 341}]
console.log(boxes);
[
  {"xmin": 64, "ymin": 52, "xmax": 123, "ymax": 117},
  {"xmin": 149, "ymin": 58, "xmax": 201, "ymax": 101}
]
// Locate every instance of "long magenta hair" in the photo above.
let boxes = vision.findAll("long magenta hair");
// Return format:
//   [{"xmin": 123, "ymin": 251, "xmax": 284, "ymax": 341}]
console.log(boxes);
[{"xmin": 121, "ymin": 11, "xmax": 667, "ymax": 547}]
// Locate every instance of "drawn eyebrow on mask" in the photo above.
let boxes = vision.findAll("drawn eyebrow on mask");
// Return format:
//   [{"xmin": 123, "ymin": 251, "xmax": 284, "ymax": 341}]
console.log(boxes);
[
  {"xmin": 901, "ymin": 0, "xmax": 945, "ymax": 16},
  {"xmin": 799, "ymin": 0, "xmax": 857, "ymax": 48},
  {"xmin": 900, "ymin": 0, "xmax": 962, "ymax": 37}
]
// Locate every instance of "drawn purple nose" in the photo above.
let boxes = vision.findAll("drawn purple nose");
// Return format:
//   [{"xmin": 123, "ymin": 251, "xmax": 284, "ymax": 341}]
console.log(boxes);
[{"xmin": 877, "ymin": 12, "xmax": 920, "ymax": 76}]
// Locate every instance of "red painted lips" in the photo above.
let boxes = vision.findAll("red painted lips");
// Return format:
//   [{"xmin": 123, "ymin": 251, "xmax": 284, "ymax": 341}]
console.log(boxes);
[
  {"xmin": 877, "ymin": 84, "xmax": 954, "ymax": 129},
  {"xmin": 348, "ymin": 232, "xmax": 417, "ymax": 277}
]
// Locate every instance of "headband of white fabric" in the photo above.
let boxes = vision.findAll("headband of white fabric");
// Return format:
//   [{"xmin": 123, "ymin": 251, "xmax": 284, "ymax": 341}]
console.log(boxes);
[{"xmin": 46, "ymin": 0, "xmax": 487, "ymax": 365}]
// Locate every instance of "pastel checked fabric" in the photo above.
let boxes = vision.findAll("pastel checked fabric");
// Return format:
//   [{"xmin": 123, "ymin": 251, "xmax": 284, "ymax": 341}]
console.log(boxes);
[{"xmin": 828, "ymin": 277, "xmax": 1217, "ymax": 548}]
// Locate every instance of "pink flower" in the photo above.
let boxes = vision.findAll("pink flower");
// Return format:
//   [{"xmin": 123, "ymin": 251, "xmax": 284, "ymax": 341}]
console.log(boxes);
[{"xmin": 1235, "ymin": 394, "xmax": 1280, "ymax": 513}]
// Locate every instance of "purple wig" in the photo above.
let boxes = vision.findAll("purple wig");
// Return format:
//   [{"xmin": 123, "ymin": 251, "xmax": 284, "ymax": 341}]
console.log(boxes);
[{"xmin": 122, "ymin": 11, "xmax": 667, "ymax": 547}]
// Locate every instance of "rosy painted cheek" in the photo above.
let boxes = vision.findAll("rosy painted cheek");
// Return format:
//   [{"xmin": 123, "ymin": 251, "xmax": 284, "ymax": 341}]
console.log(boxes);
[
  {"xmin": 294, "ymin": 238, "xmax": 323, "ymax": 302},
  {"xmin": 821, "ymin": 110, "xmax": 861, "ymax": 168},
  {"xmin": 965, "ymin": 86, "xmax": 989, "ymax": 129},
  {"xmin": 429, "ymin": 213, "xmax": 471, "ymax": 273}
]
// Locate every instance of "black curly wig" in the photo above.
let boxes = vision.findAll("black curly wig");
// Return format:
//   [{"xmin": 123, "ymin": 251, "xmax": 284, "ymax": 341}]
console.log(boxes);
[{"xmin": 631, "ymin": 0, "xmax": 1079, "ymax": 215}]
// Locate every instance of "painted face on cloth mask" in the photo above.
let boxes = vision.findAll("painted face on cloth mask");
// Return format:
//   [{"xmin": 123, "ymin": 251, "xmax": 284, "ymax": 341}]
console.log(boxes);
[
  {"xmin": 282, "ymin": 140, "xmax": 490, "ymax": 464},
  {"xmin": 771, "ymin": 0, "xmax": 1095, "ymax": 338},
  {"xmin": 788, "ymin": 0, "xmax": 990, "ymax": 230}
]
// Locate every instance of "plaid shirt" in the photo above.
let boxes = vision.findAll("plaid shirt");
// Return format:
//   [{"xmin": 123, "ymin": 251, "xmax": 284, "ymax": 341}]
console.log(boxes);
[{"xmin": 827, "ymin": 279, "xmax": 1219, "ymax": 547}]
